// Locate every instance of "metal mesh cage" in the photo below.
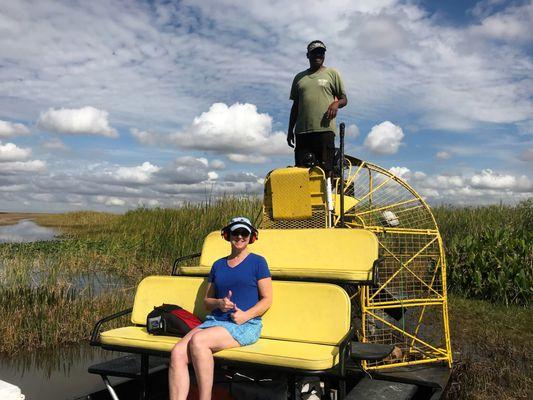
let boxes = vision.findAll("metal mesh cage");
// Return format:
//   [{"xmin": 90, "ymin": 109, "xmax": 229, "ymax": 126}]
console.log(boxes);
[
  {"xmin": 337, "ymin": 158, "xmax": 451, "ymax": 370},
  {"xmin": 259, "ymin": 157, "xmax": 452, "ymax": 370}
]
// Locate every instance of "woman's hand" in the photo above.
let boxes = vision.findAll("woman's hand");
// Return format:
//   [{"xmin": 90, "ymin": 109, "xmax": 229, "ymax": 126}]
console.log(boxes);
[
  {"xmin": 218, "ymin": 290, "xmax": 235, "ymax": 312},
  {"xmin": 231, "ymin": 305, "xmax": 250, "ymax": 325}
]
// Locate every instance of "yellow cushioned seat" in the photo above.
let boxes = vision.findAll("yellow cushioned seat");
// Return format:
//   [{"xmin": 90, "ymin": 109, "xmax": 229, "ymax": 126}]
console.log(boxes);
[
  {"xmin": 101, "ymin": 327, "xmax": 339, "ymax": 370},
  {"xmin": 179, "ymin": 228, "xmax": 378, "ymax": 282},
  {"xmin": 99, "ymin": 276, "xmax": 350, "ymax": 371}
]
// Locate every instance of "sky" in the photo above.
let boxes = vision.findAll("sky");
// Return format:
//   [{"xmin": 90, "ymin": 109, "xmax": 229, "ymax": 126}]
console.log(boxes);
[{"xmin": 0, "ymin": 0, "xmax": 532, "ymax": 212}]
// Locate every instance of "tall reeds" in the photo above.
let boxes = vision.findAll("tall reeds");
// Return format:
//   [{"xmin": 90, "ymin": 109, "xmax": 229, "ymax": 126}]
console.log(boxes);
[
  {"xmin": 0, "ymin": 198, "xmax": 262, "ymax": 354},
  {"xmin": 434, "ymin": 199, "xmax": 532, "ymax": 306}
]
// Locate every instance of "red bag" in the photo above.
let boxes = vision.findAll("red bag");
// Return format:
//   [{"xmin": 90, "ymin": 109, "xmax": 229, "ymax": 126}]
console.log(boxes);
[{"xmin": 146, "ymin": 304, "xmax": 201, "ymax": 336}]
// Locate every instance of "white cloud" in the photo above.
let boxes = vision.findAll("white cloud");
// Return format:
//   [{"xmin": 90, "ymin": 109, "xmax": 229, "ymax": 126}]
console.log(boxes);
[
  {"xmin": 354, "ymin": 14, "xmax": 409, "ymax": 55},
  {"xmin": 207, "ymin": 171, "xmax": 218, "ymax": 180},
  {"xmin": 171, "ymin": 103, "xmax": 289, "ymax": 157},
  {"xmin": 223, "ymin": 172, "xmax": 259, "ymax": 182},
  {"xmin": 37, "ymin": 106, "xmax": 118, "ymax": 138},
  {"xmin": 345, "ymin": 124, "xmax": 360, "ymax": 138},
  {"xmin": 388, "ymin": 166, "xmax": 426, "ymax": 182},
  {"xmin": 470, "ymin": 169, "xmax": 516, "ymax": 189},
  {"xmin": 154, "ymin": 157, "xmax": 211, "ymax": 184},
  {"xmin": 210, "ymin": 159, "xmax": 226, "ymax": 170},
  {"xmin": 114, "ymin": 162, "xmax": 160, "ymax": 184},
  {"xmin": 471, "ymin": 2, "xmax": 533, "ymax": 43},
  {"xmin": 389, "ymin": 166, "xmax": 410, "ymax": 179},
  {"xmin": 94, "ymin": 196, "xmax": 126, "ymax": 206},
  {"xmin": 436, "ymin": 151, "xmax": 451, "ymax": 160},
  {"xmin": 41, "ymin": 137, "xmax": 68, "ymax": 150},
  {"xmin": 0, "ymin": 160, "xmax": 46, "ymax": 173},
  {"xmin": 0, "ymin": 142, "xmax": 31, "ymax": 161},
  {"xmin": 228, "ymin": 154, "xmax": 269, "ymax": 164},
  {"xmin": 0, "ymin": 120, "xmax": 30, "ymax": 137},
  {"xmin": 432, "ymin": 175, "xmax": 465, "ymax": 189},
  {"xmin": 389, "ymin": 168, "xmax": 532, "ymax": 204},
  {"xmin": 364, "ymin": 121, "xmax": 404, "ymax": 154},
  {"xmin": 130, "ymin": 128, "xmax": 160, "ymax": 145},
  {"xmin": 196, "ymin": 158, "xmax": 208, "ymax": 167}
]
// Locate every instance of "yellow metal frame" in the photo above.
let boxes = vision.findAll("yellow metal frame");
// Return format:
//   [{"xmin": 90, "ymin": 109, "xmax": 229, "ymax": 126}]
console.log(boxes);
[
  {"xmin": 260, "ymin": 158, "xmax": 452, "ymax": 371},
  {"xmin": 339, "ymin": 159, "xmax": 452, "ymax": 370}
]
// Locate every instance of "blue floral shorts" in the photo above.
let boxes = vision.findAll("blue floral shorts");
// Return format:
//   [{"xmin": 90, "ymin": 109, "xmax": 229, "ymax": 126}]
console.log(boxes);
[{"xmin": 197, "ymin": 315, "xmax": 262, "ymax": 346}]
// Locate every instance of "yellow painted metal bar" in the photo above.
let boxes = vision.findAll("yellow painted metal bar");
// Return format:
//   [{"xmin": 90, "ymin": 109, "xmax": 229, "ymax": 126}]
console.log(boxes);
[
  {"xmin": 365, "ymin": 227, "xmax": 440, "ymax": 235},
  {"xmin": 360, "ymin": 285, "xmax": 368, "ymax": 371},
  {"xmin": 368, "ymin": 296, "xmax": 444, "ymax": 306},
  {"xmin": 365, "ymin": 356, "xmax": 450, "ymax": 371},
  {"xmin": 366, "ymin": 300, "xmax": 444, "ymax": 309},
  {"xmin": 368, "ymin": 169, "xmax": 374, "ymax": 206},
  {"xmin": 442, "ymin": 299, "xmax": 452, "ymax": 367},
  {"xmin": 366, "ymin": 310, "xmax": 448, "ymax": 357},
  {"xmin": 437, "ymin": 234, "xmax": 453, "ymax": 367},
  {"xmin": 344, "ymin": 160, "xmax": 364, "ymax": 190},
  {"xmin": 355, "ymin": 198, "xmax": 419, "ymax": 216},
  {"xmin": 410, "ymin": 258, "xmax": 441, "ymax": 350},
  {"xmin": 391, "ymin": 204, "xmax": 425, "ymax": 215},
  {"xmin": 369, "ymin": 236, "xmax": 439, "ymax": 301}
]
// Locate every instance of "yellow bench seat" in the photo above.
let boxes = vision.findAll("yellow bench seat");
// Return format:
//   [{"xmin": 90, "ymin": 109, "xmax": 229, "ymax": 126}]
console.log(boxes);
[
  {"xmin": 179, "ymin": 228, "xmax": 378, "ymax": 282},
  {"xmin": 97, "ymin": 276, "xmax": 350, "ymax": 371},
  {"xmin": 101, "ymin": 327, "xmax": 339, "ymax": 370}
]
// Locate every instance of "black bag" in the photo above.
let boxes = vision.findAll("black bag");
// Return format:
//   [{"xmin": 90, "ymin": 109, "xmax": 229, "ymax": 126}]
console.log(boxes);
[{"xmin": 146, "ymin": 304, "xmax": 201, "ymax": 336}]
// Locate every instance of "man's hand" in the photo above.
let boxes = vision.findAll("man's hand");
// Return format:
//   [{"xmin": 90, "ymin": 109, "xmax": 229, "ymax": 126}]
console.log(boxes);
[
  {"xmin": 326, "ymin": 100, "xmax": 339, "ymax": 120},
  {"xmin": 231, "ymin": 305, "xmax": 250, "ymax": 325},
  {"xmin": 287, "ymin": 131, "xmax": 295, "ymax": 148},
  {"xmin": 218, "ymin": 290, "xmax": 235, "ymax": 312}
]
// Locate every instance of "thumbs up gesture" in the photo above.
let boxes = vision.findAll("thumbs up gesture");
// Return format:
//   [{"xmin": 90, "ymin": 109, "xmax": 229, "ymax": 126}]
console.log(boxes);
[
  {"xmin": 219, "ymin": 290, "xmax": 235, "ymax": 312},
  {"xmin": 231, "ymin": 304, "xmax": 249, "ymax": 325}
]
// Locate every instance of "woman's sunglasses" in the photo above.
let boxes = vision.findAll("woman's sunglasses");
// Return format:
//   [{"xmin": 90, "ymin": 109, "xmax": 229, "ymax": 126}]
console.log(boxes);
[{"xmin": 231, "ymin": 228, "xmax": 250, "ymax": 237}]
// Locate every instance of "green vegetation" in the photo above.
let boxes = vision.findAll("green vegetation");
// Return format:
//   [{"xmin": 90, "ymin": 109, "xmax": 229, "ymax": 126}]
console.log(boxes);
[
  {"xmin": 0, "ymin": 198, "xmax": 262, "ymax": 353},
  {"xmin": 0, "ymin": 198, "xmax": 531, "ymax": 399},
  {"xmin": 434, "ymin": 200, "xmax": 532, "ymax": 306},
  {"xmin": 447, "ymin": 297, "xmax": 532, "ymax": 400}
]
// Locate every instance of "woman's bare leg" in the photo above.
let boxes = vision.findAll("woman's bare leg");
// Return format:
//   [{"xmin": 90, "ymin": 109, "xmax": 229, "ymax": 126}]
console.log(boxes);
[
  {"xmin": 168, "ymin": 327, "xmax": 202, "ymax": 400},
  {"xmin": 189, "ymin": 327, "xmax": 240, "ymax": 400}
]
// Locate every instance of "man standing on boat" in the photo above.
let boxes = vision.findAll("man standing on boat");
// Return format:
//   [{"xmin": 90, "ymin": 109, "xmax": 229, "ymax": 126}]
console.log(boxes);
[{"xmin": 287, "ymin": 40, "xmax": 347, "ymax": 177}]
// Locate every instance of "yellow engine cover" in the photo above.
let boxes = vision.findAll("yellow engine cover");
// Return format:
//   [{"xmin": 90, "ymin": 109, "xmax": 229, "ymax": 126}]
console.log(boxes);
[{"xmin": 269, "ymin": 168, "xmax": 312, "ymax": 219}]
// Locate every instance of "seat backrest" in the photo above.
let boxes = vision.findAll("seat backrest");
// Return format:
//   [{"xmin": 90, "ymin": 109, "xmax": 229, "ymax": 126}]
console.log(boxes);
[
  {"xmin": 132, "ymin": 276, "xmax": 351, "ymax": 345},
  {"xmin": 193, "ymin": 228, "xmax": 378, "ymax": 282}
]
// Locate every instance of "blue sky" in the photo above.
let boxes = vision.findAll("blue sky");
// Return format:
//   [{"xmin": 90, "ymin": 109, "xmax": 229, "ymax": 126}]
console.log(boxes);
[{"xmin": 0, "ymin": 0, "xmax": 531, "ymax": 212}]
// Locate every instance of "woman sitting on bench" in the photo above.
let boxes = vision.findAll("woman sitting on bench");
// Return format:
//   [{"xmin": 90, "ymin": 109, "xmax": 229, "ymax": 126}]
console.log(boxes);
[{"xmin": 169, "ymin": 217, "xmax": 273, "ymax": 400}]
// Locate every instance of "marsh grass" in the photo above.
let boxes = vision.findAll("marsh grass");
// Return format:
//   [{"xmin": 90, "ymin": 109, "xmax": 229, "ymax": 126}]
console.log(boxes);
[
  {"xmin": 0, "ymin": 198, "xmax": 262, "ymax": 354},
  {"xmin": 447, "ymin": 297, "xmax": 533, "ymax": 399},
  {"xmin": 434, "ymin": 200, "xmax": 532, "ymax": 305}
]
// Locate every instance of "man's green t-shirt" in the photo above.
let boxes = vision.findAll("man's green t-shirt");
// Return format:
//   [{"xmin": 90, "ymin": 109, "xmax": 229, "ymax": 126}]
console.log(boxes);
[{"xmin": 290, "ymin": 67, "xmax": 346, "ymax": 134}]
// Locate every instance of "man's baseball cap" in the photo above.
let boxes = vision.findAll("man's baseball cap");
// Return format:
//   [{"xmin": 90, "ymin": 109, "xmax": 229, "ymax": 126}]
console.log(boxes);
[
  {"xmin": 228, "ymin": 216, "xmax": 254, "ymax": 233},
  {"xmin": 307, "ymin": 40, "xmax": 326, "ymax": 52}
]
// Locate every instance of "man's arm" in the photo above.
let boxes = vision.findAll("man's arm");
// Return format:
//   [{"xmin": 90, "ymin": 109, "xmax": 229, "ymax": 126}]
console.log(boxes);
[
  {"xmin": 287, "ymin": 98, "xmax": 298, "ymax": 148},
  {"xmin": 326, "ymin": 94, "xmax": 347, "ymax": 120}
]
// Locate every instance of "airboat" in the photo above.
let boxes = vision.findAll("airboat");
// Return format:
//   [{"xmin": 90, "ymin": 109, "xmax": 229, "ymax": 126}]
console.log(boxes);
[{"xmin": 84, "ymin": 123, "xmax": 452, "ymax": 400}]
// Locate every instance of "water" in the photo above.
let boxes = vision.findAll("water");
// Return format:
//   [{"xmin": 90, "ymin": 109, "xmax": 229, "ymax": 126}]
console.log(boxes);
[
  {"xmin": 31, "ymin": 269, "xmax": 129, "ymax": 297},
  {"xmin": 0, "ymin": 344, "xmax": 126, "ymax": 399},
  {"xmin": 0, "ymin": 220, "xmax": 58, "ymax": 243},
  {"xmin": 0, "ymin": 219, "xmax": 132, "ymax": 398}
]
